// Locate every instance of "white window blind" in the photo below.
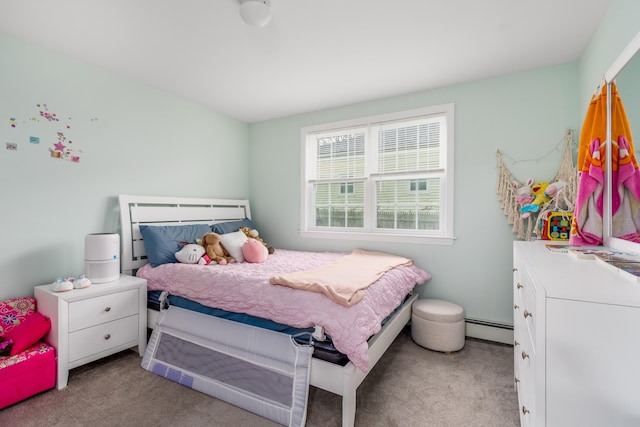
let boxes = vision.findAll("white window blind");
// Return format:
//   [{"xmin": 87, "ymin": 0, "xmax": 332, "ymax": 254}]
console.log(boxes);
[{"xmin": 301, "ymin": 104, "xmax": 454, "ymax": 245}]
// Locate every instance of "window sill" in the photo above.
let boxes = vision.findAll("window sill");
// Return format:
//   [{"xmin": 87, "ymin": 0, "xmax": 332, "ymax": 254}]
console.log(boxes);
[{"xmin": 299, "ymin": 230, "xmax": 455, "ymax": 246}]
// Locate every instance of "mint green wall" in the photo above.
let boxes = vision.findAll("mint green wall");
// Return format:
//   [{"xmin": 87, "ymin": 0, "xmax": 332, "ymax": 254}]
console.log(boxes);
[
  {"xmin": 578, "ymin": 0, "xmax": 640, "ymax": 116},
  {"xmin": 249, "ymin": 64, "xmax": 579, "ymax": 325},
  {"xmin": 0, "ymin": 34, "xmax": 249, "ymax": 300}
]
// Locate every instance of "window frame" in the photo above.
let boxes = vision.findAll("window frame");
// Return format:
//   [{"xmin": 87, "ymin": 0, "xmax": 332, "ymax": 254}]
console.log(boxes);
[{"xmin": 300, "ymin": 103, "xmax": 455, "ymax": 245}]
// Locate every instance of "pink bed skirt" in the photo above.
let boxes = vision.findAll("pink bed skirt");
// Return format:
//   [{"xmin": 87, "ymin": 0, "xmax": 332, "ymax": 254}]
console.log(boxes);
[{"xmin": 0, "ymin": 342, "xmax": 56, "ymax": 409}]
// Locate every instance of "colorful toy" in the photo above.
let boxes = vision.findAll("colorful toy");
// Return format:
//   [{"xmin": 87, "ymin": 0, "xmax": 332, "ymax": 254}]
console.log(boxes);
[{"xmin": 542, "ymin": 211, "xmax": 573, "ymax": 241}]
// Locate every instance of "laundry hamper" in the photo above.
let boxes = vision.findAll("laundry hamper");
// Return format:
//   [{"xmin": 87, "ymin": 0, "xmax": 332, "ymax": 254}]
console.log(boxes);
[{"xmin": 411, "ymin": 299, "xmax": 465, "ymax": 352}]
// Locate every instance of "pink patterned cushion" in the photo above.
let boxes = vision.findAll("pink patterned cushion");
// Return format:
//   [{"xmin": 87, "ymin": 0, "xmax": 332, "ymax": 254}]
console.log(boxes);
[
  {"xmin": 0, "ymin": 297, "xmax": 36, "ymax": 336},
  {"xmin": 0, "ymin": 341, "xmax": 53, "ymax": 370}
]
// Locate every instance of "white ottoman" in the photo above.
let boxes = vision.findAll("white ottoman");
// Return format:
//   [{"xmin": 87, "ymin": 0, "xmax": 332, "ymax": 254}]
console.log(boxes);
[{"xmin": 411, "ymin": 299, "xmax": 465, "ymax": 353}]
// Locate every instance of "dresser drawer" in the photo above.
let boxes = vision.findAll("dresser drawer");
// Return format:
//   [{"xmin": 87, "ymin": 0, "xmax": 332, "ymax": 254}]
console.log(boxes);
[
  {"xmin": 516, "ymin": 271, "xmax": 537, "ymax": 347},
  {"xmin": 515, "ymin": 332, "xmax": 536, "ymax": 426},
  {"xmin": 68, "ymin": 315, "xmax": 139, "ymax": 362},
  {"xmin": 68, "ymin": 289, "xmax": 139, "ymax": 331}
]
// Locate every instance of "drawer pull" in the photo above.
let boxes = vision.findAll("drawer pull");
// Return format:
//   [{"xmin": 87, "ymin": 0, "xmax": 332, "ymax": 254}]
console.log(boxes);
[
  {"xmin": 514, "ymin": 377, "xmax": 520, "ymax": 385},
  {"xmin": 516, "ymin": 283, "xmax": 523, "ymax": 289},
  {"xmin": 105, "ymin": 306, "xmax": 111, "ymax": 312},
  {"xmin": 523, "ymin": 310, "xmax": 533, "ymax": 319},
  {"xmin": 522, "ymin": 406, "xmax": 530, "ymax": 415},
  {"xmin": 513, "ymin": 267, "xmax": 517, "ymax": 272},
  {"xmin": 521, "ymin": 351, "xmax": 529, "ymax": 360},
  {"xmin": 514, "ymin": 340, "xmax": 520, "ymax": 347},
  {"xmin": 104, "ymin": 334, "xmax": 111, "ymax": 340},
  {"xmin": 514, "ymin": 304, "xmax": 519, "ymax": 310}
]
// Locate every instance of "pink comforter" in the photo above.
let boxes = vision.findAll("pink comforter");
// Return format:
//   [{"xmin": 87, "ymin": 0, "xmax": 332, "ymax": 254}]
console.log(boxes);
[{"xmin": 137, "ymin": 249, "xmax": 431, "ymax": 371}]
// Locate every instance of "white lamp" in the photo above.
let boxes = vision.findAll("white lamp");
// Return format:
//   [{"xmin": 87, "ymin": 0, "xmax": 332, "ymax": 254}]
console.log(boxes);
[{"xmin": 239, "ymin": 0, "xmax": 272, "ymax": 27}]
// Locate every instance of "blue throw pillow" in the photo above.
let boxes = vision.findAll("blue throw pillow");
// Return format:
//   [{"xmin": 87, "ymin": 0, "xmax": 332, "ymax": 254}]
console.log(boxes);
[
  {"xmin": 211, "ymin": 218, "xmax": 257, "ymax": 235},
  {"xmin": 139, "ymin": 224, "xmax": 212, "ymax": 267}
]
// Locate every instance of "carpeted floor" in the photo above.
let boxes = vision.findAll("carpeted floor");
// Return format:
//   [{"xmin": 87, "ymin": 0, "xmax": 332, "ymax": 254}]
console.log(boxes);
[{"xmin": 2, "ymin": 327, "xmax": 520, "ymax": 426}]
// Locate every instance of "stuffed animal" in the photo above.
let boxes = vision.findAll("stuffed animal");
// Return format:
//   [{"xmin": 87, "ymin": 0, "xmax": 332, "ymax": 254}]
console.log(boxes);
[
  {"xmin": 513, "ymin": 179, "xmax": 534, "ymax": 206},
  {"xmin": 544, "ymin": 180, "xmax": 567, "ymax": 198},
  {"xmin": 201, "ymin": 232, "xmax": 235, "ymax": 265},
  {"xmin": 175, "ymin": 243, "xmax": 213, "ymax": 265},
  {"xmin": 520, "ymin": 182, "xmax": 551, "ymax": 217},
  {"xmin": 238, "ymin": 226, "xmax": 275, "ymax": 254},
  {"xmin": 242, "ymin": 238, "xmax": 269, "ymax": 263},
  {"xmin": 519, "ymin": 180, "xmax": 566, "ymax": 218}
]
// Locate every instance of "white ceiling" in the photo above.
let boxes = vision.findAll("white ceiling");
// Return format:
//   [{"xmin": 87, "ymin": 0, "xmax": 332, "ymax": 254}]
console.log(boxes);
[{"xmin": 0, "ymin": 0, "xmax": 612, "ymax": 123}]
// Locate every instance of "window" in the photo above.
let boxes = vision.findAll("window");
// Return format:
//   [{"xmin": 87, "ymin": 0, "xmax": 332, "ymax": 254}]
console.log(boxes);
[
  {"xmin": 409, "ymin": 179, "xmax": 428, "ymax": 192},
  {"xmin": 340, "ymin": 183, "xmax": 355, "ymax": 194},
  {"xmin": 300, "ymin": 104, "xmax": 455, "ymax": 245}
]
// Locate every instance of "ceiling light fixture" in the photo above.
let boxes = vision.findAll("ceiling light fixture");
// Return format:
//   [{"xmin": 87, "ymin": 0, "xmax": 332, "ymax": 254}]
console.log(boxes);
[{"xmin": 239, "ymin": 0, "xmax": 272, "ymax": 27}]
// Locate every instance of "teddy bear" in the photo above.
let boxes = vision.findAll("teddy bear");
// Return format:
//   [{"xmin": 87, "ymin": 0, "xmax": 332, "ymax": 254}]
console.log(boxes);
[
  {"xmin": 238, "ymin": 226, "xmax": 275, "ymax": 254},
  {"xmin": 201, "ymin": 232, "xmax": 235, "ymax": 265},
  {"xmin": 175, "ymin": 243, "xmax": 214, "ymax": 265}
]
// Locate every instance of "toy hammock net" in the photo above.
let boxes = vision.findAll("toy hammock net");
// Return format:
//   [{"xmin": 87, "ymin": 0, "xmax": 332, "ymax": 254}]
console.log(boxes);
[{"xmin": 496, "ymin": 130, "xmax": 577, "ymax": 241}]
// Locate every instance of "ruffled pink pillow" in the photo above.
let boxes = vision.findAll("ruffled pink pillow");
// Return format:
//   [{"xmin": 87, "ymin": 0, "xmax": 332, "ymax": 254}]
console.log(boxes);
[{"xmin": 242, "ymin": 238, "xmax": 268, "ymax": 263}]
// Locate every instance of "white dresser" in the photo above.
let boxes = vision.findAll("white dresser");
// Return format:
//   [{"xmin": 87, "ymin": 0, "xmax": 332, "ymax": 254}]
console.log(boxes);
[
  {"xmin": 35, "ymin": 274, "xmax": 147, "ymax": 389},
  {"xmin": 513, "ymin": 241, "xmax": 640, "ymax": 426}
]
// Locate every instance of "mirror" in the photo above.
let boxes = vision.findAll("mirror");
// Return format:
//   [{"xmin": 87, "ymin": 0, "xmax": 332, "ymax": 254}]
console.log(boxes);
[
  {"xmin": 617, "ymin": 53, "xmax": 640, "ymax": 150},
  {"xmin": 603, "ymin": 31, "xmax": 640, "ymax": 252}
]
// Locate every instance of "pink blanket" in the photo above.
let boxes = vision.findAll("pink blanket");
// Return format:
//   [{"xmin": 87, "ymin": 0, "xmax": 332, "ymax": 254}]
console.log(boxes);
[
  {"xmin": 137, "ymin": 249, "xmax": 430, "ymax": 371},
  {"xmin": 269, "ymin": 249, "xmax": 413, "ymax": 307}
]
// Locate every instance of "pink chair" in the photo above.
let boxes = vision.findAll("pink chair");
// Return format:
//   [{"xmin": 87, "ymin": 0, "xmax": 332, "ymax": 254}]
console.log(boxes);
[{"xmin": 0, "ymin": 297, "xmax": 56, "ymax": 409}]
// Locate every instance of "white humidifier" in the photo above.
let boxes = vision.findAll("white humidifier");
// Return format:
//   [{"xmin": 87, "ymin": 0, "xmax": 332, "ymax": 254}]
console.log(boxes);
[{"xmin": 85, "ymin": 233, "xmax": 120, "ymax": 283}]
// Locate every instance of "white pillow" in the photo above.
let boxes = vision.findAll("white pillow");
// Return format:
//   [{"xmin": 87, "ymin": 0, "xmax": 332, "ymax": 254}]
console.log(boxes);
[{"xmin": 219, "ymin": 231, "xmax": 248, "ymax": 263}]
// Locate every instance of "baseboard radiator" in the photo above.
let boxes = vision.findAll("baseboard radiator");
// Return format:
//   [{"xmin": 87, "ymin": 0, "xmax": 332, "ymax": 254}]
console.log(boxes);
[
  {"xmin": 464, "ymin": 318, "xmax": 513, "ymax": 345},
  {"xmin": 141, "ymin": 306, "xmax": 313, "ymax": 427}
]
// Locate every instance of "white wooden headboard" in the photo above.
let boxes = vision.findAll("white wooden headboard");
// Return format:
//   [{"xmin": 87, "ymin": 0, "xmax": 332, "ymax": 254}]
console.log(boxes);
[{"xmin": 118, "ymin": 195, "xmax": 251, "ymax": 275}]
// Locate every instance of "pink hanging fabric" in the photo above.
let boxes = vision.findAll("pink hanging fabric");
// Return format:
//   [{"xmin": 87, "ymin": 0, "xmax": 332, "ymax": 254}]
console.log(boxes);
[{"xmin": 570, "ymin": 83, "xmax": 640, "ymax": 244}]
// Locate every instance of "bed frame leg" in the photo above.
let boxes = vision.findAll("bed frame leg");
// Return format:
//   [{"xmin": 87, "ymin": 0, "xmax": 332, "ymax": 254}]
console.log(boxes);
[{"xmin": 342, "ymin": 390, "xmax": 356, "ymax": 427}]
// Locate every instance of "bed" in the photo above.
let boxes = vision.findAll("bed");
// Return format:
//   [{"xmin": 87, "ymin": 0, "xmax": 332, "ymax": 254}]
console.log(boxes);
[{"xmin": 118, "ymin": 194, "xmax": 430, "ymax": 426}]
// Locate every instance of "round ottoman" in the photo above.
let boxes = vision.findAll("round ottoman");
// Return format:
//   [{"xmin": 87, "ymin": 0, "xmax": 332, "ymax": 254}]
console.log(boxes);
[{"xmin": 411, "ymin": 299, "xmax": 465, "ymax": 353}]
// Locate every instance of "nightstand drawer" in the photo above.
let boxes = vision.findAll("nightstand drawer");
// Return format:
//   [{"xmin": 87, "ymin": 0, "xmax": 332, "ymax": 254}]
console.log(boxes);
[
  {"xmin": 69, "ymin": 289, "xmax": 139, "ymax": 331},
  {"xmin": 68, "ymin": 315, "xmax": 139, "ymax": 362}
]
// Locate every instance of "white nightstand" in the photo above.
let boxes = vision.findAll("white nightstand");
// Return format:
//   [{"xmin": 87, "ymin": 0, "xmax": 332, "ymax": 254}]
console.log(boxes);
[{"xmin": 34, "ymin": 274, "xmax": 147, "ymax": 389}]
